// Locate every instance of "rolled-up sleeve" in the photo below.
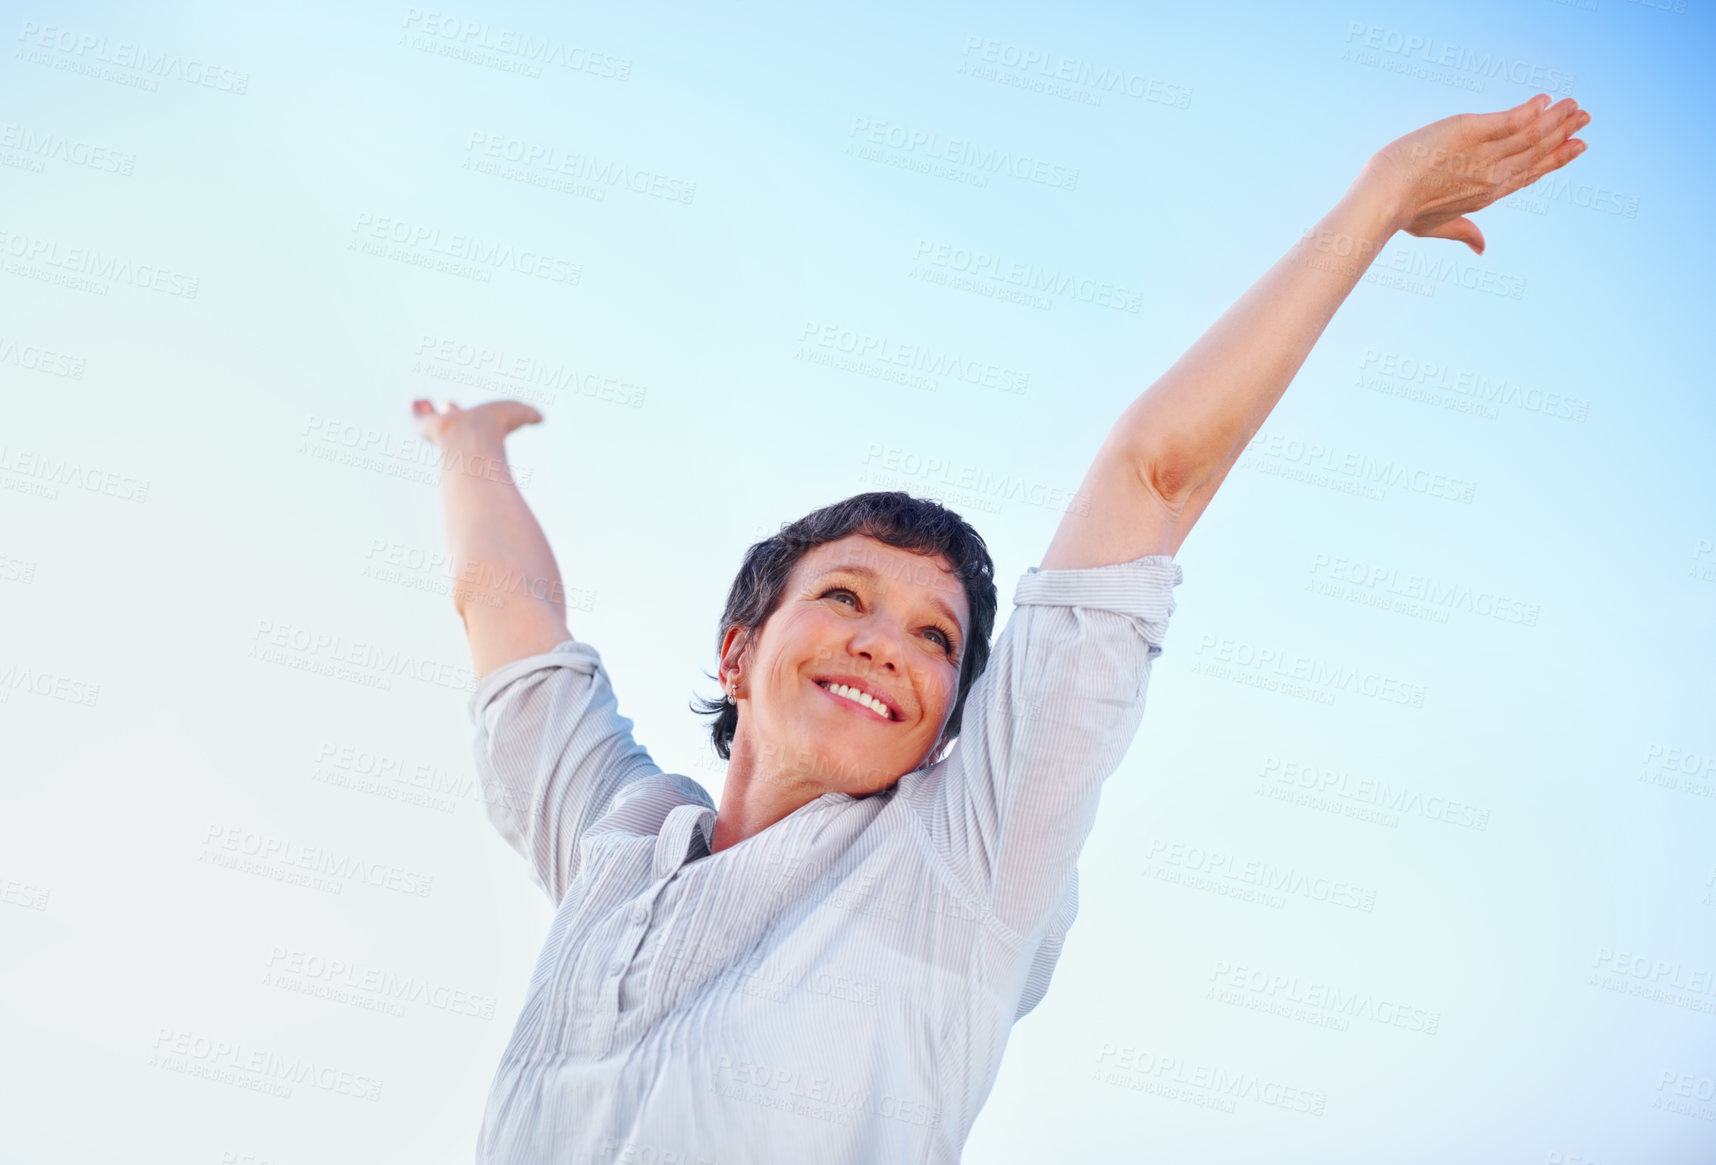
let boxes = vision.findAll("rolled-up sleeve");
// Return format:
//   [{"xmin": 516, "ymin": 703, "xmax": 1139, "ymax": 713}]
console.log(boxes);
[
  {"xmin": 466, "ymin": 639, "xmax": 709, "ymax": 904},
  {"xmin": 901, "ymin": 555, "xmax": 1182, "ymax": 940}
]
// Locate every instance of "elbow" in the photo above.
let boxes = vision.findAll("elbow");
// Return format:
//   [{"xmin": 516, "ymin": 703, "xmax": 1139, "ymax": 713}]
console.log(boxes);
[
  {"xmin": 451, "ymin": 579, "xmax": 479, "ymax": 622},
  {"xmin": 1114, "ymin": 405, "xmax": 1209, "ymax": 510},
  {"xmin": 1139, "ymin": 457, "xmax": 1200, "ymax": 510},
  {"xmin": 1125, "ymin": 436, "xmax": 1205, "ymax": 511}
]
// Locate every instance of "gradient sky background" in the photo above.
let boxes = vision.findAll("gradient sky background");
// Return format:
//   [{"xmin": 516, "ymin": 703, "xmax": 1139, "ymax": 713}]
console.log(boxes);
[{"xmin": 2, "ymin": 1, "xmax": 1713, "ymax": 1162}]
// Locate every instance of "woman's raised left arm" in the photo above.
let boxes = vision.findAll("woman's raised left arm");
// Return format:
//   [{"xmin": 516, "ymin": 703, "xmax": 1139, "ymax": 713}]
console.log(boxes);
[{"xmin": 1040, "ymin": 93, "xmax": 1591, "ymax": 571}]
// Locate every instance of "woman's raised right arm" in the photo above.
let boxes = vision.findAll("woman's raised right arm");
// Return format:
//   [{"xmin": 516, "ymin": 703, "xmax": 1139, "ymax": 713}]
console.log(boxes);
[
  {"xmin": 1039, "ymin": 94, "xmax": 1590, "ymax": 573},
  {"xmin": 412, "ymin": 398, "xmax": 572, "ymax": 679}
]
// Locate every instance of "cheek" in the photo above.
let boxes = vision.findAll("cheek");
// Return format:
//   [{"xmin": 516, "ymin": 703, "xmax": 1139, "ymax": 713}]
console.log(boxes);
[
  {"xmin": 764, "ymin": 611, "xmax": 835, "ymax": 674},
  {"xmin": 816, "ymin": 618, "xmax": 862, "ymax": 662},
  {"xmin": 920, "ymin": 670, "xmax": 960, "ymax": 727}
]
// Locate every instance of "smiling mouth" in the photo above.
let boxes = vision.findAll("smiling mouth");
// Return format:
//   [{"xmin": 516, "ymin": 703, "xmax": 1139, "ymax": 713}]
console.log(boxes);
[{"xmin": 814, "ymin": 680, "xmax": 896, "ymax": 722}]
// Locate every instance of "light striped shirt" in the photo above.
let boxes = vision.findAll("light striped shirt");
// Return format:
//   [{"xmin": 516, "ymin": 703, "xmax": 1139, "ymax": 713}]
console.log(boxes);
[{"xmin": 466, "ymin": 553, "xmax": 1183, "ymax": 1163}]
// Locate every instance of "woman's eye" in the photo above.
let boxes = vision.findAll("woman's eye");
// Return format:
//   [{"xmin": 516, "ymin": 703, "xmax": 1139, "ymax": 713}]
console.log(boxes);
[{"xmin": 822, "ymin": 588, "xmax": 954, "ymax": 657}]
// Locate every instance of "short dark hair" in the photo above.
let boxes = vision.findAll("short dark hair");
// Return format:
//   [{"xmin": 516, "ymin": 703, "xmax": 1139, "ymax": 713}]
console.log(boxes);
[{"xmin": 691, "ymin": 491, "xmax": 999, "ymax": 769}]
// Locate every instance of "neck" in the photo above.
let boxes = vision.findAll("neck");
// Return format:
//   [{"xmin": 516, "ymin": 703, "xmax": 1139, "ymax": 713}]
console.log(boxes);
[{"xmin": 708, "ymin": 733, "xmax": 830, "ymax": 854}]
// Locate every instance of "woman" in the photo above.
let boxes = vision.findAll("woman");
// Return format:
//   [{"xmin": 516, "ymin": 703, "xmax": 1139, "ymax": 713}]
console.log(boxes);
[{"xmin": 412, "ymin": 94, "xmax": 1589, "ymax": 1163}]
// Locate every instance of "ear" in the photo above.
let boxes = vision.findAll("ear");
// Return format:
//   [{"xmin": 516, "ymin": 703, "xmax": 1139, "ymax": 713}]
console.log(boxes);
[{"xmin": 717, "ymin": 626, "xmax": 751, "ymax": 686}]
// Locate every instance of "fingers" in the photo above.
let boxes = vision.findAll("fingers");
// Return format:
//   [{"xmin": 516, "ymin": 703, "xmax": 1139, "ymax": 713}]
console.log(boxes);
[
  {"xmin": 1518, "ymin": 135, "xmax": 1590, "ymax": 191},
  {"xmin": 1499, "ymin": 107, "xmax": 1589, "ymax": 195},
  {"xmin": 1419, "ymin": 98, "xmax": 1575, "ymax": 191},
  {"xmin": 1418, "ymin": 214, "xmax": 1485, "ymax": 255},
  {"xmin": 462, "ymin": 399, "xmax": 544, "ymax": 434},
  {"xmin": 410, "ymin": 397, "xmax": 541, "ymax": 435},
  {"xmin": 1526, "ymin": 105, "xmax": 1591, "ymax": 168},
  {"xmin": 494, "ymin": 402, "xmax": 542, "ymax": 429},
  {"xmin": 1490, "ymin": 126, "xmax": 1588, "ymax": 207},
  {"xmin": 1472, "ymin": 99, "xmax": 1582, "ymax": 193},
  {"xmin": 409, "ymin": 398, "xmax": 463, "ymax": 416},
  {"xmin": 1499, "ymin": 98, "xmax": 1585, "ymax": 162},
  {"xmin": 1474, "ymin": 93, "xmax": 1553, "ymax": 142}
]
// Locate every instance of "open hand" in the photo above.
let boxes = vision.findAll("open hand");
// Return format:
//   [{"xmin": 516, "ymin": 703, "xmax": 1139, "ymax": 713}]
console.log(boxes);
[
  {"xmin": 1365, "ymin": 94, "xmax": 1592, "ymax": 254},
  {"xmin": 410, "ymin": 398, "xmax": 543, "ymax": 448}
]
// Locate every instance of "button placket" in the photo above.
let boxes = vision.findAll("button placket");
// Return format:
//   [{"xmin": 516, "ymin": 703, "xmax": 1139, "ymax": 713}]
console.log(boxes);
[
  {"xmin": 576, "ymin": 827, "xmax": 704, "ymax": 1057},
  {"xmin": 557, "ymin": 847, "xmax": 666, "ymax": 1056},
  {"xmin": 595, "ymin": 902, "xmax": 652, "ymax": 1054}
]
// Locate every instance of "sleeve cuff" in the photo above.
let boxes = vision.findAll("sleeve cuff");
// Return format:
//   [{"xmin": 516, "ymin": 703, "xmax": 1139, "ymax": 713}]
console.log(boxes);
[
  {"xmin": 1012, "ymin": 554, "xmax": 1183, "ymax": 623},
  {"xmin": 465, "ymin": 638, "xmax": 600, "ymax": 725}
]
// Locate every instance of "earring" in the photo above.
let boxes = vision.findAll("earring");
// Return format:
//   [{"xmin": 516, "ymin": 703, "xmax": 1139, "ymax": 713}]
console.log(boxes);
[{"xmin": 726, "ymin": 678, "xmax": 738, "ymax": 704}]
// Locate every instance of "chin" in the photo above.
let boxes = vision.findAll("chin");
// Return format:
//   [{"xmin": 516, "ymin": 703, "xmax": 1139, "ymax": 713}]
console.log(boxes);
[{"xmin": 812, "ymin": 742, "xmax": 902, "ymax": 793}]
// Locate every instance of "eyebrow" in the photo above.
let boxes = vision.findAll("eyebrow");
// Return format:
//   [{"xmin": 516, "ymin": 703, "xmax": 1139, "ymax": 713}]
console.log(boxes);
[{"xmin": 814, "ymin": 562, "xmax": 965, "ymax": 641}]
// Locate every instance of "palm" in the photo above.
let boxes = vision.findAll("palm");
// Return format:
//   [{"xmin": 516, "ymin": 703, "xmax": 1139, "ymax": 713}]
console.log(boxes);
[
  {"xmin": 1367, "ymin": 94, "xmax": 1592, "ymax": 254},
  {"xmin": 410, "ymin": 398, "xmax": 543, "ymax": 447}
]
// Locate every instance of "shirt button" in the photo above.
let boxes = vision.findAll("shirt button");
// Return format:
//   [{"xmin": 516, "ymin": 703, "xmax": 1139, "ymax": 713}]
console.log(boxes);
[
  {"xmin": 609, "ymin": 960, "xmax": 626, "ymax": 977},
  {"xmin": 632, "ymin": 905, "xmax": 648, "ymax": 925}
]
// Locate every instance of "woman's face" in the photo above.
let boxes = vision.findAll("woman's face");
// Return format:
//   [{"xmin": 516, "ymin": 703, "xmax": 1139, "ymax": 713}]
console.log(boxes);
[{"xmin": 724, "ymin": 533, "xmax": 972, "ymax": 797}]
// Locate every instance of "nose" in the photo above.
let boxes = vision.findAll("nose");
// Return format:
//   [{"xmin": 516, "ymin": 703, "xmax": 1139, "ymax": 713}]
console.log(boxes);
[{"xmin": 847, "ymin": 613, "xmax": 904, "ymax": 672}]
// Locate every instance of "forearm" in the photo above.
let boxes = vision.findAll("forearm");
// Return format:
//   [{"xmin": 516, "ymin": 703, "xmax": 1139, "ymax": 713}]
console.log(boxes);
[
  {"xmin": 1121, "ymin": 170, "xmax": 1404, "ymax": 498},
  {"xmin": 436, "ymin": 431, "xmax": 568, "ymax": 620},
  {"xmin": 1045, "ymin": 98, "xmax": 1588, "ymax": 569}
]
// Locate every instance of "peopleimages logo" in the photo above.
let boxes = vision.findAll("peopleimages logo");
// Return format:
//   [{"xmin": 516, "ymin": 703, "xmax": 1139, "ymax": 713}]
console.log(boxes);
[
  {"xmin": 798, "ymin": 322, "xmax": 1029, "ymax": 394},
  {"xmin": 1309, "ymin": 550, "xmax": 1541, "ymax": 627},
  {"xmin": 249, "ymin": 617, "xmax": 477, "ymax": 694},
  {"xmin": 0, "ymin": 335, "xmax": 87, "ymax": 379},
  {"xmin": 350, "ymin": 213, "xmax": 580, "ymax": 284},
  {"xmin": 1093, "ymin": 1043, "xmax": 1327, "ymax": 1115},
  {"xmin": 1259, "ymin": 756, "xmax": 1493, "ymax": 831},
  {"xmin": 1208, "ymin": 960, "xmax": 1443, "ymax": 1035},
  {"xmin": 0, "ymin": 227, "xmax": 199, "ymax": 298},
  {"xmin": 200, "ymin": 823, "xmax": 435, "ymax": 898},
  {"xmin": 1191, "ymin": 632, "xmax": 1429, "ymax": 708},
  {"xmin": 15, "ymin": 22, "xmax": 252, "ymax": 94},
  {"xmin": 400, "ymin": 9, "xmax": 632, "ymax": 80},
  {"xmin": 910, "ymin": 239, "xmax": 1142, "ymax": 313},
  {"xmin": 0, "ymin": 446, "xmax": 150, "ymax": 503},
  {"xmin": 264, "ymin": 946, "xmax": 497, "ymax": 1019},
  {"xmin": 463, "ymin": 132, "xmax": 696, "ymax": 203},
  {"xmin": 1358, "ymin": 349, "xmax": 1588, "ymax": 422},
  {"xmin": 150, "ymin": 1028, "xmax": 382, "ymax": 1101},
  {"xmin": 0, "ymin": 661, "xmax": 100, "ymax": 707},
  {"xmin": 1241, "ymin": 430, "xmax": 1477, "ymax": 504},
  {"xmin": 861, "ymin": 443, "xmax": 1087, "ymax": 515},
  {"xmin": 958, "ymin": 36, "xmax": 1194, "ymax": 109},
  {"xmin": 1342, "ymin": 23, "xmax": 1577, "ymax": 94},
  {"xmin": 846, "ymin": 117, "xmax": 1079, "ymax": 191},
  {"xmin": 0, "ymin": 122, "xmax": 135, "ymax": 175},
  {"xmin": 413, "ymin": 333, "xmax": 646, "ymax": 408}
]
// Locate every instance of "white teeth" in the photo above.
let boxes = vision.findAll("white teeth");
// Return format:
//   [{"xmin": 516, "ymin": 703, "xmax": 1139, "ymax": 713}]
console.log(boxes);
[{"xmin": 824, "ymin": 682, "xmax": 889, "ymax": 720}]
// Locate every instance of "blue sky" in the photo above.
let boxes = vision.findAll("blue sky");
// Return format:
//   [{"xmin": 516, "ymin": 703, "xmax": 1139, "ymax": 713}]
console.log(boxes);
[{"xmin": 2, "ymin": 1, "xmax": 1712, "ymax": 1161}]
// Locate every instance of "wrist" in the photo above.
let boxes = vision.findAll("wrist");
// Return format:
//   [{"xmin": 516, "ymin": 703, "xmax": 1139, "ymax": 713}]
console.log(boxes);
[
  {"xmin": 1292, "ymin": 174, "xmax": 1403, "ymax": 281},
  {"xmin": 433, "ymin": 425, "xmax": 522, "ymax": 490},
  {"xmin": 434, "ymin": 417, "xmax": 509, "ymax": 459},
  {"xmin": 1350, "ymin": 158, "xmax": 1412, "ymax": 237}
]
